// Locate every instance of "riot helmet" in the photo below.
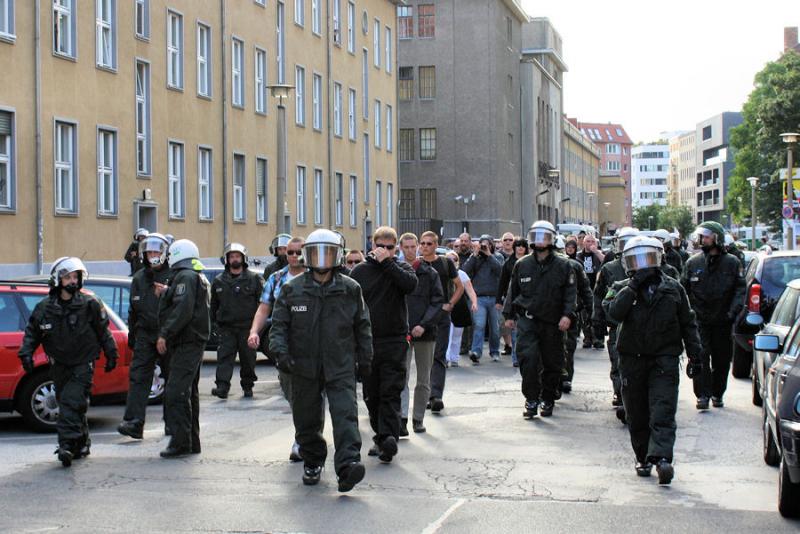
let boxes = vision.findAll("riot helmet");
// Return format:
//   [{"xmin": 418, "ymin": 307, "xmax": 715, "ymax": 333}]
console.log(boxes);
[
  {"xmin": 269, "ymin": 234, "xmax": 293, "ymax": 256},
  {"xmin": 133, "ymin": 228, "xmax": 149, "ymax": 241},
  {"xmin": 527, "ymin": 221, "xmax": 556, "ymax": 251},
  {"xmin": 221, "ymin": 242, "xmax": 249, "ymax": 269},
  {"xmin": 615, "ymin": 227, "xmax": 640, "ymax": 253},
  {"xmin": 49, "ymin": 256, "xmax": 89, "ymax": 292},
  {"xmin": 139, "ymin": 233, "xmax": 170, "ymax": 267},
  {"xmin": 168, "ymin": 239, "xmax": 200, "ymax": 270},
  {"xmin": 303, "ymin": 229, "xmax": 344, "ymax": 271},
  {"xmin": 622, "ymin": 236, "xmax": 663, "ymax": 274}
]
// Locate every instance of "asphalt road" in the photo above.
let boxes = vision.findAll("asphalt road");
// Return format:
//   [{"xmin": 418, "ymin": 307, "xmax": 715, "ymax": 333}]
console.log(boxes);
[{"xmin": 0, "ymin": 345, "xmax": 797, "ymax": 533}]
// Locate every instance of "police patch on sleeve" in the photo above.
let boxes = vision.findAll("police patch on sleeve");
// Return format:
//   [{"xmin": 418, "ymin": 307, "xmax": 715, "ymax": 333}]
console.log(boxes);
[
  {"xmin": 605, "ymin": 289, "xmax": 617, "ymax": 300},
  {"xmin": 175, "ymin": 283, "xmax": 186, "ymax": 296},
  {"xmin": 568, "ymin": 272, "xmax": 576, "ymax": 285}
]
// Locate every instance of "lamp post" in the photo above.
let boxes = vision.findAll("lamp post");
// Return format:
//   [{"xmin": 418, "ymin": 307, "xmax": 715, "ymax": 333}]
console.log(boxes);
[
  {"xmin": 269, "ymin": 84, "xmax": 294, "ymax": 234},
  {"xmin": 648, "ymin": 215, "xmax": 653, "ymax": 231},
  {"xmin": 586, "ymin": 191, "xmax": 595, "ymax": 227},
  {"xmin": 747, "ymin": 176, "xmax": 759, "ymax": 251},
  {"xmin": 782, "ymin": 132, "xmax": 799, "ymax": 250},
  {"xmin": 603, "ymin": 201, "xmax": 611, "ymax": 235}
]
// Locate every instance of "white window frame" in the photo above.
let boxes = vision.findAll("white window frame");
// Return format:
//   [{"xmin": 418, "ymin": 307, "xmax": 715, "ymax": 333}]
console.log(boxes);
[
  {"xmin": 232, "ymin": 37, "xmax": 244, "ymax": 107},
  {"xmin": 54, "ymin": 120, "xmax": 77, "ymax": 214},
  {"xmin": 168, "ymin": 141, "xmax": 185, "ymax": 219},
  {"xmin": 332, "ymin": 0, "xmax": 341, "ymax": 45},
  {"xmin": 0, "ymin": 0, "xmax": 14, "ymax": 40},
  {"xmin": 198, "ymin": 147, "xmax": 212, "ymax": 220},
  {"xmin": 296, "ymin": 165, "xmax": 307, "ymax": 224},
  {"xmin": 53, "ymin": 0, "xmax": 76, "ymax": 57},
  {"xmin": 387, "ymin": 182, "xmax": 393, "ymax": 227},
  {"xmin": 135, "ymin": 59, "xmax": 151, "ymax": 175},
  {"xmin": 346, "ymin": 1, "xmax": 354, "ymax": 53},
  {"xmin": 256, "ymin": 157, "xmax": 268, "ymax": 223},
  {"xmin": 95, "ymin": 0, "xmax": 116, "ymax": 69},
  {"xmin": 295, "ymin": 65, "xmax": 305, "ymax": 126},
  {"xmin": 385, "ymin": 26, "xmax": 392, "ymax": 74},
  {"xmin": 386, "ymin": 105, "xmax": 393, "ymax": 152},
  {"xmin": 0, "ymin": 111, "xmax": 14, "ymax": 210},
  {"xmin": 134, "ymin": 0, "xmax": 149, "ymax": 39},
  {"xmin": 233, "ymin": 153, "xmax": 246, "ymax": 221},
  {"xmin": 375, "ymin": 180, "xmax": 382, "ymax": 226},
  {"xmin": 363, "ymin": 133, "xmax": 370, "ymax": 202},
  {"xmin": 255, "ymin": 47, "xmax": 267, "ymax": 114},
  {"xmin": 362, "ymin": 48, "xmax": 369, "ymax": 119},
  {"xmin": 166, "ymin": 10, "xmax": 183, "ymax": 89},
  {"xmin": 348, "ymin": 88, "xmax": 356, "ymax": 141},
  {"xmin": 294, "ymin": 0, "xmax": 304, "ymax": 27},
  {"xmin": 333, "ymin": 82, "xmax": 342, "ymax": 137},
  {"xmin": 334, "ymin": 172, "xmax": 343, "ymax": 226},
  {"xmin": 374, "ymin": 100, "xmax": 381, "ymax": 149},
  {"xmin": 312, "ymin": 73, "xmax": 323, "ymax": 131},
  {"xmin": 254, "ymin": 0, "xmax": 265, "ymax": 5},
  {"xmin": 349, "ymin": 175, "xmax": 357, "ymax": 227},
  {"xmin": 314, "ymin": 168, "xmax": 323, "ymax": 225},
  {"xmin": 197, "ymin": 23, "xmax": 211, "ymax": 97},
  {"xmin": 96, "ymin": 128, "xmax": 117, "ymax": 216},
  {"xmin": 373, "ymin": 19, "xmax": 380, "ymax": 68},
  {"xmin": 311, "ymin": 0, "xmax": 320, "ymax": 35},
  {"xmin": 276, "ymin": 1, "xmax": 285, "ymax": 83}
]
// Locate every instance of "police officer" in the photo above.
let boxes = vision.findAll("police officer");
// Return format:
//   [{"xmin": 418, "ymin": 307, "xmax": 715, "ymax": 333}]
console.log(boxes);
[
  {"xmin": 124, "ymin": 228, "xmax": 149, "ymax": 276},
  {"xmin": 503, "ymin": 221, "xmax": 576, "ymax": 418},
  {"xmin": 264, "ymin": 233, "xmax": 292, "ymax": 281},
  {"xmin": 654, "ymin": 229, "xmax": 683, "ymax": 274},
  {"xmin": 18, "ymin": 258, "xmax": 118, "ymax": 467},
  {"xmin": 681, "ymin": 221, "xmax": 745, "ymax": 409},
  {"xmin": 725, "ymin": 234, "xmax": 746, "ymax": 268},
  {"xmin": 672, "ymin": 232, "xmax": 690, "ymax": 265},
  {"xmin": 157, "ymin": 239, "xmax": 210, "ymax": 458},
  {"xmin": 603, "ymin": 236, "xmax": 703, "ymax": 485},
  {"xmin": 118, "ymin": 233, "xmax": 172, "ymax": 440},
  {"xmin": 211, "ymin": 243, "xmax": 264, "ymax": 399},
  {"xmin": 269, "ymin": 229, "xmax": 373, "ymax": 492},
  {"xmin": 556, "ymin": 236, "xmax": 593, "ymax": 394}
]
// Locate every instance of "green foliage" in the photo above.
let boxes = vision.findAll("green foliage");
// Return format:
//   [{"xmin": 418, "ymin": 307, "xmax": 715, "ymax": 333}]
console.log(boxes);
[
  {"xmin": 632, "ymin": 203, "xmax": 695, "ymax": 237},
  {"xmin": 727, "ymin": 51, "xmax": 800, "ymax": 230},
  {"xmin": 632, "ymin": 204, "xmax": 663, "ymax": 230}
]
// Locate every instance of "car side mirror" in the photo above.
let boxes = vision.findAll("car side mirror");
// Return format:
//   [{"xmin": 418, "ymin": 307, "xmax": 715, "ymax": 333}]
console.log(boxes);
[
  {"xmin": 745, "ymin": 313, "xmax": 764, "ymax": 327},
  {"xmin": 754, "ymin": 334, "xmax": 781, "ymax": 353}
]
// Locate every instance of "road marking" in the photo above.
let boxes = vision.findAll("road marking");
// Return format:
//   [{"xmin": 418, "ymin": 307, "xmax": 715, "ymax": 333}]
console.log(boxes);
[{"xmin": 420, "ymin": 498, "xmax": 466, "ymax": 534}]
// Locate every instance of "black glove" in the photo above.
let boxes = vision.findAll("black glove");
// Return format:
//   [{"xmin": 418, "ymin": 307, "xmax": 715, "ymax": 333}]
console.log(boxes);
[
  {"xmin": 686, "ymin": 358, "xmax": 703, "ymax": 379},
  {"xmin": 104, "ymin": 356, "xmax": 118, "ymax": 373},
  {"xmin": 357, "ymin": 361, "xmax": 372, "ymax": 383},
  {"xmin": 276, "ymin": 353, "xmax": 295, "ymax": 375},
  {"xmin": 20, "ymin": 355, "xmax": 34, "ymax": 374}
]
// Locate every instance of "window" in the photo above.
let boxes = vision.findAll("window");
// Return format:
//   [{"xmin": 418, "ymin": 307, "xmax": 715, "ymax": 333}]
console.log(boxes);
[
  {"xmin": 232, "ymin": 38, "xmax": 244, "ymax": 107},
  {"xmin": 97, "ymin": 129, "xmax": 116, "ymax": 215},
  {"xmin": 54, "ymin": 121, "xmax": 77, "ymax": 214},
  {"xmin": 362, "ymin": 49, "xmax": 368, "ymax": 119},
  {"xmin": 314, "ymin": 168, "xmax": 323, "ymax": 225},
  {"xmin": 311, "ymin": 0, "xmax": 320, "ymax": 34},
  {"xmin": 399, "ymin": 128, "xmax": 414, "ymax": 161},
  {"xmin": 702, "ymin": 125, "xmax": 712, "ymax": 141},
  {"xmin": 256, "ymin": 157, "xmax": 268, "ymax": 222},
  {"xmin": 419, "ymin": 66, "xmax": 435, "ymax": 99},
  {"xmin": 295, "ymin": 65, "xmax": 305, "ymax": 125},
  {"xmin": 386, "ymin": 183, "xmax": 393, "ymax": 227},
  {"xmin": 197, "ymin": 24, "xmax": 211, "ymax": 97},
  {"xmin": 420, "ymin": 188, "xmax": 436, "ymax": 218},
  {"xmin": 198, "ymin": 147, "xmax": 212, "ymax": 220},
  {"xmin": 346, "ymin": 1, "xmax": 354, "ymax": 52},
  {"xmin": 0, "ymin": 0, "xmax": 14, "ymax": 39},
  {"xmin": 96, "ymin": 0, "xmax": 115, "ymax": 68},
  {"xmin": 606, "ymin": 143, "xmax": 619, "ymax": 154},
  {"xmin": 276, "ymin": 1, "xmax": 285, "ymax": 83},
  {"xmin": 418, "ymin": 4, "xmax": 434, "ymax": 38},
  {"xmin": 386, "ymin": 105, "xmax": 393, "ymax": 152},
  {"xmin": 254, "ymin": 0, "xmax": 265, "ymax": 5},
  {"xmin": 399, "ymin": 189, "xmax": 415, "ymax": 219},
  {"xmin": 168, "ymin": 142, "xmax": 184, "ymax": 218},
  {"xmin": 255, "ymin": 47, "xmax": 267, "ymax": 113},
  {"xmin": 0, "ymin": 111, "xmax": 15, "ymax": 210},
  {"xmin": 296, "ymin": 166, "xmax": 306, "ymax": 224},
  {"xmin": 134, "ymin": 0, "xmax": 148, "ymax": 38},
  {"xmin": 335, "ymin": 172, "xmax": 343, "ymax": 226},
  {"xmin": 399, "ymin": 67, "xmax": 413, "ymax": 100},
  {"xmin": 607, "ymin": 160, "xmax": 620, "ymax": 171},
  {"xmin": 332, "ymin": 0, "xmax": 340, "ymax": 45},
  {"xmin": 419, "ymin": 128, "xmax": 436, "ymax": 160},
  {"xmin": 53, "ymin": 0, "xmax": 76, "ymax": 57},
  {"xmin": 233, "ymin": 153, "xmax": 245, "ymax": 221},
  {"xmin": 363, "ymin": 133, "xmax": 370, "ymax": 201},
  {"xmin": 375, "ymin": 180, "xmax": 382, "ymax": 226},
  {"xmin": 506, "ymin": 16, "xmax": 512, "ymax": 43},
  {"xmin": 333, "ymin": 82, "xmax": 342, "ymax": 136},
  {"xmin": 398, "ymin": 6, "xmax": 412, "ymax": 39},
  {"xmin": 167, "ymin": 11, "xmax": 183, "ymax": 89},
  {"xmin": 349, "ymin": 175, "xmax": 357, "ymax": 226},
  {"xmin": 313, "ymin": 73, "xmax": 322, "ymax": 130},
  {"xmin": 373, "ymin": 19, "xmax": 380, "ymax": 68},
  {"xmin": 294, "ymin": 0, "xmax": 304, "ymax": 26},
  {"xmin": 385, "ymin": 26, "xmax": 392, "ymax": 73},
  {"xmin": 374, "ymin": 100, "xmax": 381, "ymax": 148},
  {"xmin": 135, "ymin": 60, "xmax": 150, "ymax": 175},
  {"xmin": 348, "ymin": 88, "xmax": 356, "ymax": 140}
]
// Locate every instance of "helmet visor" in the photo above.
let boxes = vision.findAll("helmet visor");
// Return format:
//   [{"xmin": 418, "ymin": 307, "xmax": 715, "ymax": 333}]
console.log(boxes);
[
  {"xmin": 304, "ymin": 243, "xmax": 342, "ymax": 270},
  {"xmin": 617, "ymin": 236, "xmax": 633, "ymax": 253},
  {"xmin": 694, "ymin": 227, "xmax": 715, "ymax": 241},
  {"xmin": 140, "ymin": 236, "xmax": 169, "ymax": 266},
  {"xmin": 623, "ymin": 249, "xmax": 662, "ymax": 272},
  {"xmin": 528, "ymin": 229, "xmax": 553, "ymax": 248},
  {"xmin": 52, "ymin": 258, "xmax": 88, "ymax": 284}
]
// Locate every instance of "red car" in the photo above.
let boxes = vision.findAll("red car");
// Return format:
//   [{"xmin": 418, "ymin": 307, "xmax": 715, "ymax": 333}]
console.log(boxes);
[{"xmin": 0, "ymin": 282, "xmax": 132, "ymax": 431}]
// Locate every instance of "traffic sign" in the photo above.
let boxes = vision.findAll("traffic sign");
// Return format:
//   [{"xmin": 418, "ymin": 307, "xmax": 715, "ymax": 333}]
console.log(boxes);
[{"xmin": 784, "ymin": 205, "xmax": 794, "ymax": 219}]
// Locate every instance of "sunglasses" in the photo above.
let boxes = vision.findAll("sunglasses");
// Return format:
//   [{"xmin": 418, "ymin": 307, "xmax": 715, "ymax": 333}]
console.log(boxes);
[
  {"xmin": 374, "ymin": 243, "xmax": 396, "ymax": 250},
  {"xmin": 346, "ymin": 259, "xmax": 362, "ymax": 265},
  {"xmin": 286, "ymin": 250, "xmax": 302, "ymax": 256},
  {"xmin": 503, "ymin": 238, "xmax": 514, "ymax": 242},
  {"xmin": 420, "ymin": 241, "xmax": 435, "ymax": 246}
]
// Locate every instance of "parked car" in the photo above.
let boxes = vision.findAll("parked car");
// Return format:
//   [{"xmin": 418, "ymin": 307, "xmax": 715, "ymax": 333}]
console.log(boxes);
[
  {"xmin": 0, "ymin": 282, "xmax": 133, "ymax": 431},
  {"xmin": 731, "ymin": 251, "xmax": 800, "ymax": 378},
  {"xmin": 753, "ymin": 329, "xmax": 800, "ymax": 517}
]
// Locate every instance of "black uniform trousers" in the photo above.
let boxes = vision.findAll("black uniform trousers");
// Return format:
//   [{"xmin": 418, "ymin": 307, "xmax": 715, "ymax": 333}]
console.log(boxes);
[
  {"xmin": 429, "ymin": 313, "xmax": 450, "ymax": 400},
  {"xmin": 563, "ymin": 320, "xmax": 579, "ymax": 382},
  {"xmin": 619, "ymin": 353, "xmax": 679, "ymax": 463},
  {"xmin": 291, "ymin": 372, "xmax": 360, "ymax": 475},
  {"xmin": 123, "ymin": 334, "xmax": 169, "ymax": 424},
  {"xmin": 694, "ymin": 323, "xmax": 732, "ymax": 399},
  {"xmin": 51, "ymin": 360, "xmax": 94, "ymax": 451},
  {"xmin": 164, "ymin": 341, "xmax": 203, "ymax": 451},
  {"xmin": 215, "ymin": 326, "xmax": 258, "ymax": 392},
  {"xmin": 364, "ymin": 338, "xmax": 408, "ymax": 442},
  {"xmin": 516, "ymin": 316, "xmax": 565, "ymax": 403},
  {"xmin": 607, "ymin": 327, "xmax": 621, "ymax": 397},
  {"xmin": 579, "ymin": 310, "xmax": 594, "ymax": 345}
]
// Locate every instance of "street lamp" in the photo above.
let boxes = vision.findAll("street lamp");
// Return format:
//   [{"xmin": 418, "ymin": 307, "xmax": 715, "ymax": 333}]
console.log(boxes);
[
  {"xmin": 782, "ymin": 132, "xmax": 800, "ymax": 250},
  {"xmin": 454, "ymin": 194, "xmax": 476, "ymax": 220},
  {"xmin": 587, "ymin": 191, "xmax": 595, "ymax": 227},
  {"xmin": 269, "ymin": 83, "xmax": 294, "ymax": 234},
  {"xmin": 747, "ymin": 176, "xmax": 759, "ymax": 250},
  {"xmin": 603, "ymin": 201, "xmax": 611, "ymax": 235}
]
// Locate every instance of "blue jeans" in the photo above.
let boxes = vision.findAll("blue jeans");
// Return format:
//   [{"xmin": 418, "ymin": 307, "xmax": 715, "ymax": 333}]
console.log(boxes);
[{"xmin": 471, "ymin": 296, "xmax": 500, "ymax": 357}]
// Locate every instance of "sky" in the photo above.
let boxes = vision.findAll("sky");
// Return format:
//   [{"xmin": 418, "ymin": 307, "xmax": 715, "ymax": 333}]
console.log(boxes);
[{"xmin": 520, "ymin": 1, "xmax": 800, "ymax": 144}]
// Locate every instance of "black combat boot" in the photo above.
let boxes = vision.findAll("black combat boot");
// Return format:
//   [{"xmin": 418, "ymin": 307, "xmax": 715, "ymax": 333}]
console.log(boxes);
[
  {"xmin": 211, "ymin": 387, "xmax": 229, "ymax": 399},
  {"xmin": 539, "ymin": 401, "xmax": 554, "ymax": 417},
  {"xmin": 378, "ymin": 436, "xmax": 398, "ymax": 463},
  {"xmin": 635, "ymin": 460, "xmax": 653, "ymax": 477},
  {"xmin": 523, "ymin": 400, "xmax": 539, "ymax": 419},
  {"xmin": 337, "ymin": 462, "xmax": 365, "ymax": 492},
  {"xmin": 655, "ymin": 458, "xmax": 674, "ymax": 485},
  {"xmin": 412, "ymin": 419, "xmax": 426, "ymax": 433},
  {"xmin": 55, "ymin": 445, "xmax": 73, "ymax": 467},
  {"xmin": 399, "ymin": 418, "xmax": 409, "ymax": 437},
  {"xmin": 302, "ymin": 464, "xmax": 323, "ymax": 485},
  {"xmin": 117, "ymin": 420, "xmax": 144, "ymax": 440}
]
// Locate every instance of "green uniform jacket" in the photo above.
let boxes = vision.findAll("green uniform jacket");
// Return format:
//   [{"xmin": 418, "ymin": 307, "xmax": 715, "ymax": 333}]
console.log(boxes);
[
  {"xmin": 603, "ymin": 276, "xmax": 702, "ymax": 358},
  {"xmin": 129, "ymin": 266, "xmax": 172, "ymax": 343},
  {"xmin": 210, "ymin": 269, "xmax": 264, "ymax": 329},
  {"xmin": 593, "ymin": 256, "xmax": 627, "ymax": 329},
  {"xmin": 19, "ymin": 292, "xmax": 118, "ymax": 366},
  {"xmin": 158, "ymin": 267, "xmax": 211, "ymax": 344},
  {"xmin": 269, "ymin": 272, "xmax": 373, "ymax": 381},
  {"xmin": 664, "ymin": 247, "xmax": 683, "ymax": 274},
  {"xmin": 681, "ymin": 251, "xmax": 745, "ymax": 326},
  {"xmin": 503, "ymin": 252, "xmax": 577, "ymax": 324}
]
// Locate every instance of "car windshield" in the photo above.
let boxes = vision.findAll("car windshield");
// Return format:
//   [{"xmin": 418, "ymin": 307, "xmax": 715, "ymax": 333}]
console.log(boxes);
[{"xmin": 761, "ymin": 257, "xmax": 800, "ymax": 296}]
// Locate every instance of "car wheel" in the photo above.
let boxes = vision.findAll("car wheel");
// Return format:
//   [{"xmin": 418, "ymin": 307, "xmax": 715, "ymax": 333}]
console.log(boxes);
[
  {"xmin": 17, "ymin": 371, "xmax": 59, "ymax": 433},
  {"xmin": 778, "ymin": 455, "xmax": 800, "ymax": 518},
  {"xmin": 147, "ymin": 363, "xmax": 165, "ymax": 405},
  {"xmin": 731, "ymin": 341, "xmax": 751, "ymax": 379},
  {"xmin": 763, "ymin": 407, "xmax": 780, "ymax": 467},
  {"xmin": 751, "ymin": 362, "xmax": 763, "ymax": 407}
]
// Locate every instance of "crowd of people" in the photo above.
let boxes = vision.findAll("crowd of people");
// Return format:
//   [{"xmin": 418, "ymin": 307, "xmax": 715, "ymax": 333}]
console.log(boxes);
[{"xmin": 17, "ymin": 219, "xmax": 746, "ymax": 490}]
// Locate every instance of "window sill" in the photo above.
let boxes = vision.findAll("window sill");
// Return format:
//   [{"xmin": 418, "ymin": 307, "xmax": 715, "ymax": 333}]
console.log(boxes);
[
  {"xmin": 0, "ymin": 207, "xmax": 17, "ymax": 214},
  {"xmin": 334, "ymin": 133, "xmax": 343, "ymax": 139},
  {"xmin": 137, "ymin": 173, "xmax": 152, "ymax": 180},
  {"xmin": 232, "ymin": 104, "xmax": 245, "ymax": 111},
  {"xmin": 0, "ymin": 34, "xmax": 16, "ymax": 45},
  {"xmin": 97, "ymin": 212, "xmax": 118, "ymax": 219},
  {"xmin": 313, "ymin": 126, "xmax": 323, "ymax": 133},
  {"xmin": 135, "ymin": 34, "xmax": 150, "ymax": 43},
  {"xmin": 255, "ymin": 110, "xmax": 267, "ymax": 117},
  {"xmin": 55, "ymin": 211, "xmax": 79, "ymax": 218},
  {"xmin": 53, "ymin": 51, "xmax": 77, "ymax": 62},
  {"xmin": 294, "ymin": 22, "xmax": 305, "ymax": 30},
  {"xmin": 295, "ymin": 122, "xmax": 306, "ymax": 129},
  {"xmin": 256, "ymin": 220, "xmax": 269, "ymax": 225},
  {"xmin": 199, "ymin": 217, "xmax": 214, "ymax": 223},
  {"xmin": 233, "ymin": 219, "xmax": 247, "ymax": 224},
  {"xmin": 96, "ymin": 64, "xmax": 117, "ymax": 74},
  {"xmin": 197, "ymin": 93, "xmax": 213, "ymax": 101},
  {"xmin": 167, "ymin": 84, "xmax": 184, "ymax": 93},
  {"xmin": 168, "ymin": 216, "xmax": 185, "ymax": 222}
]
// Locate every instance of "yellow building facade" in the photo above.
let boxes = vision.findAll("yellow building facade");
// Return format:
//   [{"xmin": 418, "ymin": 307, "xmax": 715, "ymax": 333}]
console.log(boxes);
[{"xmin": 561, "ymin": 118, "xmax": 600, "ymax": 226}]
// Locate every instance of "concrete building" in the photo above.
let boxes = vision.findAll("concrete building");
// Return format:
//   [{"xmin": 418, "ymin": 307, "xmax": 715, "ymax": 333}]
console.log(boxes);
[
  {"xmin": 0, "ymin": 0, "xmax": 399, "ymax": 277},
  {"xmin": 667, "ymin": 136, "xmax": 680, "ymax": 206},
  {"xmin": 675, "ymin": 130, "xmax": 697, "ymax": 220},
  {"xmin": 630, "ymin": 144, "xmax": 669, "ymax": 209},
  {"xmin": 786, "ymin": 27, "xmax": 800, "ymax": 53},
  {"xmin": 561, "ymin": 117, "xmax": 599, "ymax": 224},
  {"xmin": 694, "ymin": 112, "xmax": 742, "ymax": 224}
]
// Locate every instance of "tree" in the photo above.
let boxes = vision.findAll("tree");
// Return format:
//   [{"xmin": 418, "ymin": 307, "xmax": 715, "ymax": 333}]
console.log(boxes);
[
  {"xmin": 658, "ymin": 204, "xmax": 695, "ymax": 239},
  {"xmin": 727, "ymin": 51, "xmax": 800, "ymax": 231},
  {"xmin": 632, "ymin": 204, "xmax": 664, "ymax": 231}
]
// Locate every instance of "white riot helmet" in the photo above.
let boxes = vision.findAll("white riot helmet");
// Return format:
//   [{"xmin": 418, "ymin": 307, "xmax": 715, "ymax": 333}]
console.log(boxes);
[
  {"xmin": 168, "ymin": 239, "xmax": 200, "ymax": 269},
  {"xmin": 724, "ymin": 234, "xmax": 735, "ymax": 247},
  {"xmin": 139, "ymin": 233, "xmax": 170, "ymax": 267},
  {"xmin": 527, "ymin": 220, "xmax": 556, "ymax": 250},
  {"xmin": 49, "ymin": 256, "xmax": 89, "ymax": 289},
  {"xmin": 622, "ymin": 236, "xmax": 663, "ymax": 273},
  {"xmin": 304, "ymin": 229, "xmax": 344, "ymax": 271},
  {"xmin": 669, "ymin": 232, "xmax": 681, "ymax": 246},
  {"xmin": 269, "ymin": 234, "xmax": 293, "ymax": 255},
  {"xmin": 133, "ymin": 227, "xmax": 149, "ymax": 241},
  {"xmin": 653, "ymin": 229, "xmax": 671, "ymax": 243},
  {"xmin": 615, "ymin": 227, "xmax": 640, "ymax": 253},
  {"xmin": 221, "ymin": 242, "xmax": 249, "ymax": 268},
  {"xmin": 555, "ymin": 236, "xmax": 566, "ymax": 251}
]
